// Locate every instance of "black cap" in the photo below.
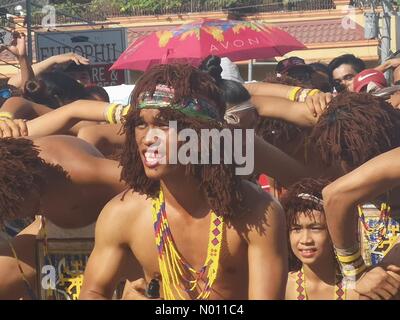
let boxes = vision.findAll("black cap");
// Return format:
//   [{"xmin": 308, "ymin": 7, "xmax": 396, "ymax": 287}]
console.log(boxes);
[{"xmin": 276, "ymin": 56, "xmax": 312, "ymax": 75}]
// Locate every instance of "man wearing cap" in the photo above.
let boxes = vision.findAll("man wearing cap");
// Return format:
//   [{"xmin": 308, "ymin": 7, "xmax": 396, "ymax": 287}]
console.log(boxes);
[
  {"xmin": 352, "ymin": 69, "xmax": 387, "ymax": 94},
  {"xmin": 276, "ymin": 57, "xmax": 331, "ymax": 92},
  {"xmin": 276, "ymin": 57, "xmax": 314, "ymax": 80},
  {"xmin": 352, "ymin": 69, "xmax": 400, "ymax": 109}
]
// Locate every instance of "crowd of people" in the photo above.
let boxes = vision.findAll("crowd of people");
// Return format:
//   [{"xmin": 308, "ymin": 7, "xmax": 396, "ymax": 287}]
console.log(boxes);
[{"xmin": 0, "ymin": 31, "xmax": 400, "ymax": 300}]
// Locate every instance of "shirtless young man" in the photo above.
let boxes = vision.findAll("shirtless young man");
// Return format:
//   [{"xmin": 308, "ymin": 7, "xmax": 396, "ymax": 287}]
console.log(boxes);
[
  {"xmin": 0, "ymin": 135, "xmax": 125, "ymax": 299},
  {"xmin": 80, "ymin": 63, "xmax": 288, "ymax": 300}
]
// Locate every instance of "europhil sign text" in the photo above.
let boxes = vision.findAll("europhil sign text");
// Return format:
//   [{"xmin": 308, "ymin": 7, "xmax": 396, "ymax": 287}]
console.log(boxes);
[{"xmin": 35, "ymin": 28, "xmax": 127, "ymax": 86}]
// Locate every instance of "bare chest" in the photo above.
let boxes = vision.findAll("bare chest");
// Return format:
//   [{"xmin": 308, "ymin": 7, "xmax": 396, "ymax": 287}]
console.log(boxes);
[{"xmin": 128, "ymin": 215, "xmax": 248, "ymax": 299}]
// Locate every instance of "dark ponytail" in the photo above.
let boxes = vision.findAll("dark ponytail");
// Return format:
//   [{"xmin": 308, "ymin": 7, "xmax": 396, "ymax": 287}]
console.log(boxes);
[
  {"xmin": 24, "ymin": 71, "xmax": 86, "ymax": 109},
  {"xmin": 199, "ymin": 55, "xmax": 223, "ymax": 84}
]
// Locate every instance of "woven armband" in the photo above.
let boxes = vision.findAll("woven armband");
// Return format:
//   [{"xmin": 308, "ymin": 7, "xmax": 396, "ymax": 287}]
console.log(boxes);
[
  {"xmin": 0, "ymin": 111, "xmax": 13, "ymax": 120},
  {"xmin": 335, "ymin": 246, "xmax": 367, "ymax": 281}
]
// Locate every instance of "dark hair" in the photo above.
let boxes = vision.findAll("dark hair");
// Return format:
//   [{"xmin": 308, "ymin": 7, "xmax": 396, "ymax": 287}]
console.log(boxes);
[
  {"xmin": 84, "ymin": 85, "xmax": 110, "ymax": 102},
  {"xmin": 63, "ymin": 62, "xmax": 91, "ymax": 74},
  {"xmin": 328, "ymin": 54, "xmax": 366, "ymax": 90},
  {"xmin": 281, "ymin": 178, "xmax": 328, "ymax": 226},
  {"xmin": 120, "ymin": 63, "xmax": 245, "ymax": 218},
  {"xmin": 309, "ymin": 62, "xmax": 332, "ymax": 92},
  {"xmin": 199, "ymin": 55, "xmax": 223, "ymax": 83},
  {"xmin": 310, "ymin": 92, "xmax": 400, "ymax": 170},
  {"xmin": 23, "ymin": 71, "xmax": 86, "ymax": 109},
  {"xmin": 0, "ymin": 138, "xmax": 47, "ymax": 223},
  {"xmin": 221, "ymin": 79, "xmax": 250, "ymax": 105},
  {"xmin": 281, "ymin": 178, "xmax": 331, "ymax": 271},
  {"xmin": 271, "ymin": 65, "xmax": 330, "ymax": 92},
  {"xmin": 256, "ymin": 75, "xmax": 312, "ymax": 162},
  {"xmin": 263, "ymin": 74, "xmax": 312, "ymax": 87},
  {"xmin": 200, "ymin": 55, "xmax": 250, "ymax": 105},
  {"xmin": 309, "ymin": 62, "xmax": 330, "ymax": 76},
  {"xmin": 328, "ymin": 54, "xmax": 366, "ymax": 75}
]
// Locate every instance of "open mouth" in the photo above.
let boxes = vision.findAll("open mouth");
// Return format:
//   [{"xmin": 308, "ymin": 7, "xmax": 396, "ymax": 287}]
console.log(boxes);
[
  {"xmin": 143, "ymin": 148, "xmax": 164, "ymax": 168},
  {"xmin": 299, "ymin": 248, "xmax": 317, "ymax": 258}
]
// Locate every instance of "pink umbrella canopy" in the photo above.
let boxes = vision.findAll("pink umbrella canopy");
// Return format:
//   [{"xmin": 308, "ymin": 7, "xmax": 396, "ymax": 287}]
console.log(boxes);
[{"xmin": 111, "ymin": 18, "xmax": 306, "ymax": 71}]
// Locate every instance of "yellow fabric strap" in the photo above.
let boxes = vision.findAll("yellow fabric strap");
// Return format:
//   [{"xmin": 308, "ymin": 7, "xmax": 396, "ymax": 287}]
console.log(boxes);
[
  {"xmin": 122, "ymin": 105, "xmax": 130, "ymax": 116},
  {"xmin": 0, "ymin": 111, "xmax": 13, "ymax": 120},
  {"xmin": 288, "ymin": 87, "xmax": 302, "ymax": 101},
  {"xmin": 297, "ymin": 89, "xmax": 311, "ymax": 102},
  {"xmin": 342, "ymin": 264, "xmax": 367, "ymax": 277},
  {"xmin": 104, "ymin": 103, "xmax": 119, "ymax": 124},
  {"xmin": 307, "ymin": 89, "xmax": 321, "ymax": 97},
  {"xmin": 104, "ymin": 103, "xmax": 131, "ymax": 124},
  {"xmin": 336, "ymin": 250, "xmax": 362, "ymax": 263}
]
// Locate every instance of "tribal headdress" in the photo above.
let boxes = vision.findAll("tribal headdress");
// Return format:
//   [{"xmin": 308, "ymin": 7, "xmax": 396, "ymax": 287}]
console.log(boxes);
[{"xmin": 137, "ymin": 84, "xmax": 222, "ymax": 121}]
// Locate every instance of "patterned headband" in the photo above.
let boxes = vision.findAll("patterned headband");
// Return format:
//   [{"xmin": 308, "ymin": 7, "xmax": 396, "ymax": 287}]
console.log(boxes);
[
  {"xmin": 137, "ymin": 84, "xmax": 221, "ymax": 121},
  {"xmin": 297, "ymin": 193, "xmax": 324, "ymax": 206}
]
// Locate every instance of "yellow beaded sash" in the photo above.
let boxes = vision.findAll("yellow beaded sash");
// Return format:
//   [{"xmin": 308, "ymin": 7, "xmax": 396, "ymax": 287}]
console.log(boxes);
[{"xmin": 151, "ymin": 190, "xmax": 224, "ymax": 300}]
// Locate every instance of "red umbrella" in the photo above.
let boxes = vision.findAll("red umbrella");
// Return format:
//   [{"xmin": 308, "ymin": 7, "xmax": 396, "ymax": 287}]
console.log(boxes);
[{"xmin": 111, "ymin": 18, "xmax": 306, "ymax": 71}]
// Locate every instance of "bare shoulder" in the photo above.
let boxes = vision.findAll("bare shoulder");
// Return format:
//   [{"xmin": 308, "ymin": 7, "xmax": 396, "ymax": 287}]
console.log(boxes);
[
  {"xmin": 238, "ymin": 180, "xmax": 283, "ymax": 221},
  {"xmin": 230, "ymin": 180, "xmax": 285, "ymax": 236},
  {"xmin": 95, "ymin": 189, "xmax": 152, "ymax": 243},
  {"xmin": 285, "ymin": 272, "xmax": 298, "ymax": 300},
  {"xmin": 99, "ymin": 190, "xmax": 152, "ymax": 227},
  {"xmin": 241, "ymin": 180, "xmax": 276, "ymax": 208},
  {"xmin": 33, "ymin": 135, "xmax": 104, "ymax": 161},
  {"xmin": 33, "ymin": 135, "xmax": 119, "ymax": 182}
]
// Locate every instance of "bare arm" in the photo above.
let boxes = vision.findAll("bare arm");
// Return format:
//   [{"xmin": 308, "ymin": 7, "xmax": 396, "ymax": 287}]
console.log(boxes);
[
  {"xmin": 80, "ymin": 197, "xmax": 143, "ymax": 299},
  {"xmin": 0, "ymin": 98, "xmax": 105, "ymax": 138},
  {"xmin": 8, "ymin": 52, "xmax": 89, "ymax": 88},
  {"xmin": 1, "ymin": 96, "xmax": 53, "ymax": 119},
  {"xmin": 26, "ymin": 100, "xmax": 109, "ymax": 136},
  {"xmin": 322, "ymin": 147, "xmax": 400, "ymax": 249},
  {"xmin": 381, "ymin": 243, "xmax": 400, "ymax": 267},
  {"xmin": 4, "ymin": 33, "xmax": 34, "ymax": 91},
  {"xmin": 8, "ymin": 59, "xmax": 51, "ymax": 88},
  {"xmin": 374, "ymin": 58, "xmax": 400, "ymax": 74},
  {"xmin": 252, "ymin": 95, "xmax": 317, "ymax": 127},
  {"xmin": 247, "ymin": 195, "xmax": 288, "ymax": 299},
  {"xmin": 245, "ymin": 82, "xmax": 296, "ymax": 98},
  {"xmin": 254, "ymin": 135, "xmax": 312, "ymax": 186},
  {"xmin": 77, "ymin": 123, "xmax": 124, "ymax": 157}
]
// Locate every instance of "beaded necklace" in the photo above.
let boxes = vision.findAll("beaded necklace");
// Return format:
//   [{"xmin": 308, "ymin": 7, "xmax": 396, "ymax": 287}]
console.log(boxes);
[
  {"xmin": 296, "ymin": 266, "xmax": 346, "ymax": 300},
  {"xmin": 151, "ymin": 190, "xmax": 224, "ymax": 300}
]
